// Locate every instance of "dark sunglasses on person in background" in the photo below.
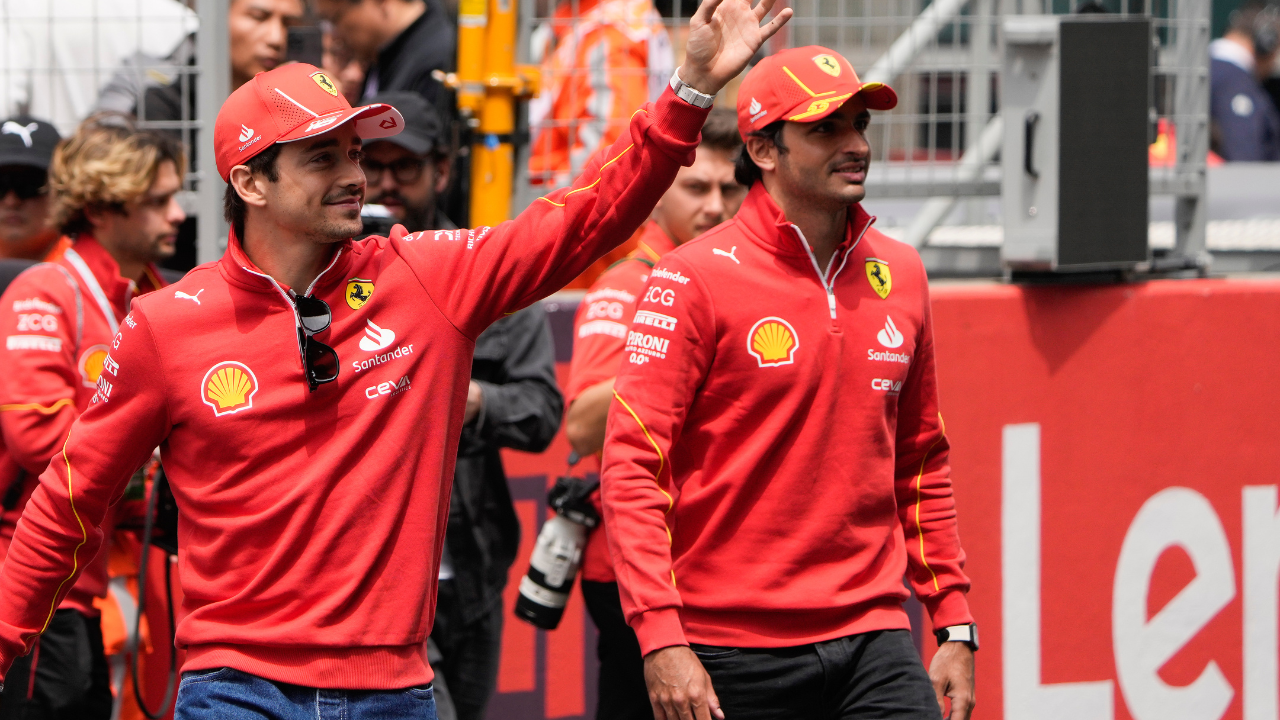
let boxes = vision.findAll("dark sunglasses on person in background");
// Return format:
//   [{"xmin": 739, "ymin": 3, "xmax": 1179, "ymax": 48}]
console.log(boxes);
[
  {"xmin": 292, "ymin": 293, "xmax": 339, "ymax": 392},
  {"xmin": 360, "ymin": 156, "xmax": 428, "ymax": 185},
  {"xmin": 0, "ymin": 167, "xmax": 49, "ymax": 200}
]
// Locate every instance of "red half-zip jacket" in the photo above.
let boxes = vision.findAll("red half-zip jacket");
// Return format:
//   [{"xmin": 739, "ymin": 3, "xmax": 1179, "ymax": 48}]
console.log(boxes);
[
  {"xmin": 601, "ymin": 183, "xmax": 973, "ymax": 655},
  {"xmin": 0, "ymin": 237, "xmax": 165, "ymax": 617},
  {"xmin": 0, "ymin": 89, "xmax": 707, "ymax": 689},
  {"xmin": 566, "ymin": 220, "xmax": 676, "ymax": 583}
]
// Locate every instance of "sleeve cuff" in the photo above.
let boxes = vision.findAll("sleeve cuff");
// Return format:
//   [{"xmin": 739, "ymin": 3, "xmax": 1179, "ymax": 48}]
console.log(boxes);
[
  {"xmin": 631, "ymin": 606, "xmax": 688, "ymax": 656},
  {"xmin": 649, "ymin": 87, "xmax": 711, "ymax": 166},
  {"xmin": 923, "ymin": 588, "xmax": 974, "ymax": 630}
]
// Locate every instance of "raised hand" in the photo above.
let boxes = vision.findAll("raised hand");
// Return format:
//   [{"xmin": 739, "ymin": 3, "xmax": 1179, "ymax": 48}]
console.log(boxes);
[{"xmin": 679, "ymin": 0, "xmax": 793, "ymax": 96}]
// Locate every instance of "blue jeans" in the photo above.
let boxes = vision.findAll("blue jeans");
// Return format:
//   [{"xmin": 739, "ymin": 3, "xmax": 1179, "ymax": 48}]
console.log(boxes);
[{"xmin": 175, "ymin": 667, "xmax": 438, "ymax": 720}]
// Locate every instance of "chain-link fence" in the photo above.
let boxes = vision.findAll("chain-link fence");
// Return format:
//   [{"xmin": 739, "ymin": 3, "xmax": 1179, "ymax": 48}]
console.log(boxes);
[{"xmin": 515, "ymin": 0, "xmax": 1219, "ymax": 272}]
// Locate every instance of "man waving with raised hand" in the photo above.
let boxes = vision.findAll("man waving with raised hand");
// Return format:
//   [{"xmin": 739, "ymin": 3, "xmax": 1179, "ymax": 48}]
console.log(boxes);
[{"xmin": 0, "ymin": 0, "xmax": 789, "ymax": 717}]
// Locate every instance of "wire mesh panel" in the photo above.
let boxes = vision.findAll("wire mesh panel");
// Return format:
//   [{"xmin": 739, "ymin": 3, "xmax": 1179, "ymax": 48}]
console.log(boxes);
[
  {"xmin": 0, "ymin": 0, "xmax": 230, "ymax": 267},
  {"xmin": 514, "ymin": 0, "xmax": 1210, "ymax": 257}
]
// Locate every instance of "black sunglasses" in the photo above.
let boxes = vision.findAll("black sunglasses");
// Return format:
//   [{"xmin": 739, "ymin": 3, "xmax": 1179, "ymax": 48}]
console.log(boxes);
[
  {"xmin": 361, "ymin": 156, "xmax": 428, "ymax": 185},
  {"xmin": 0, "ymin": 168, "xmax": 48, "ymax": 200},
  {"xmin": 292, "ymin": 294, "xmax": 338, "ymax": 392}
]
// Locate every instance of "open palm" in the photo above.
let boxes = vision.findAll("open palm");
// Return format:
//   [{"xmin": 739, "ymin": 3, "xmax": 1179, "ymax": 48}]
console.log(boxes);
[{"xmin": 680, "ymin": 0, "xmax": 793, "ymax": 94}]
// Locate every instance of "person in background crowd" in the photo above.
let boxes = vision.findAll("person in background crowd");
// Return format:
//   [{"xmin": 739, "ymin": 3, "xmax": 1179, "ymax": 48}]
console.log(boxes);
[
  {"xmin": 0, "ymin": 113, "xmax": 181, "ymax": 720},
  {"xmin": 316, "ymin": 0, "xmax": 456, "ymax": 114},
  {"xmin": 0, "ymin": 118, "xmax": 62, "ymax": 261},
  {"xmin": 323, "ymin": 25, "xmax": 369, "ymax": 106},
  {"xmin": 1210, "ymin": 1, "xmax": 1280, "ymax": 161},
  {"xmin": 563, "ymin": 107, "xmax": 743, "ymax": 720},
  {"xmin": 229, "ymin": 0, "xmax": 306, "ymax": 90},
  {"xmin": 362, "ymin": 89, "xmax": 564, "ymax": 720},
  {"xmin": 601, "ymin": 47, "xmax": 976, "ymax": 720},
  {"xmin": 363, "ymin": 92, "xmax": 454, "ymax": 231},
  {"xmin": 529, "ymin": 0, "xmax": 674, "ymax": 287}
]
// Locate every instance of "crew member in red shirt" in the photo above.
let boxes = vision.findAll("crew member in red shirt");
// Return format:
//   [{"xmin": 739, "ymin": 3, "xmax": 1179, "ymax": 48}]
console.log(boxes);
[
  {"xmin": 0, "ymin": 114, "xmax": 181, "ymax": 719},
  {"xmin": 0, "ymin": 2, "xmax": 790, "ymax": 717},
  {"xmin": 564, "ymin": 107, "xmax": 743, "ymax": 720},
  {"xmin": 601, "ymin": 47, "xmax": 977, "ymax": 720}
]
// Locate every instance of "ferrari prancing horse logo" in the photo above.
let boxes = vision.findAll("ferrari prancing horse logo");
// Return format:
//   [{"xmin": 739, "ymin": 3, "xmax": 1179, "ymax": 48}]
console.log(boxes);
[
  {"xmin": 865, "ymin": 259, "xmax": 892, "ymax": 299},
  {"xmin": 311, "ymin": 72, "xmax": 339, "ymax": 97},
  {"xmin": 814, "ymin": 54, "xmax": 842, "ymax": 77},
  {"xmin": 346, "ymin": 278, "xmax": 375, "ymax": 310}
]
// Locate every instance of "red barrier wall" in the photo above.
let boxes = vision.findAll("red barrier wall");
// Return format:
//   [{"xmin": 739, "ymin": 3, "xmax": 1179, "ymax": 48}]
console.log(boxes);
[{"xmin": 490, "ymin": 278, "xmax": 1280, "ymax": 720}]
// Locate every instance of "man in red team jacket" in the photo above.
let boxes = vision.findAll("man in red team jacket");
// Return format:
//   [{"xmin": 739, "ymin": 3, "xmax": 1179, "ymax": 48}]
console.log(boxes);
[
  {"xmin": 601, "ymin": 46, "xmax": 977, "ymax": 720},
  {"xmin": 564, "ymin": 107, "xmax": 743, "ymax": 720},
  {"xmin": 0, "ymin": 114, "xmax": 182, "ymax": 720},
  {"xmin": 0, "ymin": 0, "xmax": 790, "ymax": 717}
]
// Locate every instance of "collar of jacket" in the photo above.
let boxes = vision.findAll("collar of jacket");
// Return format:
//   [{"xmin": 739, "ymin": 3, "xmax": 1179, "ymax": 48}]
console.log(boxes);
[
  {"xmin": 377, "ymin": 0, "xmax": 443, "ymax": 67},
  {"xmin": 633, "ymin": 220, "xmax": 677, "ymax": 262},
  {"xmin": 219, "ymin": 225, "xmax": 354, "ymax": 297},
  {"xmin": 66, "ymin": 235, "xmax": 166, "ymax": 314},
  {"xmin": 732, "ymin": 182, "xmax": 875, "ymax": 263}
]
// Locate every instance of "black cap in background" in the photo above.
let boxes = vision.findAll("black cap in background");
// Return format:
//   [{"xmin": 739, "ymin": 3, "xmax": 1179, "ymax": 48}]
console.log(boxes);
[
  {"xmin": 0, "ymin": 117, "xmax": 61, "ymax": 170},
  {"xmin": 365, "ymin": 92, "xmax": 446, "ymax": 157}
]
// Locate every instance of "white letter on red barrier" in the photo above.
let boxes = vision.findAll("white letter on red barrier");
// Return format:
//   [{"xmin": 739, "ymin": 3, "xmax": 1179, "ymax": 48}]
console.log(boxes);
[
  {"xmin": 1002, "ymin": 423, "xmax": 1114, "ymax": 720},
  {"xmin": 1243, "ymin": 486, "xmax": 1279, "ymax": 720},
  {"xmin": 1113, "ymin": 488, "xmax": 1235, "ymax": 720}
]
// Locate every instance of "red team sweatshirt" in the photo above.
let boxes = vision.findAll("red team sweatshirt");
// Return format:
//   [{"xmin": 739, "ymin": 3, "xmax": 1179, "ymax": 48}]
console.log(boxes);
[
  {"xmin": 601, "ymin": 183, "xmax": 973, "ymax": 655},
  {"xmin": 0, "ymin": 89, "xmax": 709, "ymax": 689},
  {"xmin": 0, "ymin": 238, "xmax": 165, "ymax": 616}
]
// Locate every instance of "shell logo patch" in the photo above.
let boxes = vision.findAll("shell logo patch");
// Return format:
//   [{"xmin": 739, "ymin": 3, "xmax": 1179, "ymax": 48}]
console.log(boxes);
[
  {"xmin": 346, "ymin": 278, "xmax": 374, "ymax": 310},
  {"xmin": 747, "ymin": 317, "xmax": 800, "ymax": 367},
  {"xmin": 311, "ymin": 71, "xmax": 339, "ymax": 96},
  {"xmin": 865, "ymin": 258, "xmax": 892, "ymax": 299},
  {"xmin": 78, "ymin": 345, "xmax": 110, "ymax": 388},
  {"xmin": 202, "ymin": 361, "xmax": 259, "ymax": 417},
  {"xmin": 814, "ymin": 54, "xmax": 842, "ymax": 77}
]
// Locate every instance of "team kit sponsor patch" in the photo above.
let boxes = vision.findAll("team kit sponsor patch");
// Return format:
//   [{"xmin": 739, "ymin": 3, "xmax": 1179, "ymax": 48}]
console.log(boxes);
[
  {"xmin": 11, "ymin": 298, "xmax": 61, "ymax": 314},
  {"xmin": 79, "ymin": 345, "xmax": 110, "ymax": 388},
  {"xmin": 6, "ymin": 335, "xmax": 61, "ymax": 352},
  {"xmin": 633, "ymin": 310, "xmax": 677, "ymax": 331},
  {"xmin": 578, "ymin": 320, "xmax": 628, "ymax": 339},
  {"xmin": 202, "ymin": 361, "xmax": 259, "ymax": 417},
  {"xmin": 748, "ymin": 317, "xmax": 800, "ymax": 367}
]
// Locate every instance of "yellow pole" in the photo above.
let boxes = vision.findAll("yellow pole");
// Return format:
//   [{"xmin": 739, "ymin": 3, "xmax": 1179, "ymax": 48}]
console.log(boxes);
[
  {"xmin": 455, "ymin": 0, "xmax": 487, "ymax": 120},
  {"xmin": 470, "ymin": 0, "xmax": 518, "ymax": 226}
]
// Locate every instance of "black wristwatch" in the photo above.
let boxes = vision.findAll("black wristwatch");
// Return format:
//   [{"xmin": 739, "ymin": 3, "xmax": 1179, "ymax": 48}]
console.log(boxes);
[{"xmin": 934, "ymin": 623, "xmax": 979, "ymax": 651}]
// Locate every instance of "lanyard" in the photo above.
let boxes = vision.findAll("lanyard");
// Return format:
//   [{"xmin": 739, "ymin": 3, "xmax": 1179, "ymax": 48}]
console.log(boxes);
[{"xmin": 64, "ymin": 247, "xmax": 121, "ymax": 336}]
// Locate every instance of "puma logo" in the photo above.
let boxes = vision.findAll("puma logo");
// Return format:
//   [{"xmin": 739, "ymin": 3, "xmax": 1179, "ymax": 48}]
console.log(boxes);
[
  {"xmin": 713, "ymin": 246, "xmax": 740, "ymax": 264},
  {"xmin": 175, "ymin": 289, "xmax": 204, "ymax": 305},
  {"xmin": 2, "ymin": 121, "xmax": 38, "ymax": 148}
]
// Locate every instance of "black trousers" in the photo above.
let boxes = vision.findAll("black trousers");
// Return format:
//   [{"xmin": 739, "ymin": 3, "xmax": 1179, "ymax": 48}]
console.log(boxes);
[
  {"xmin": 581, "ymin": 580, "xmax": 650, "ymax": 720},
  {"xmin": 691, "ymin": 629, "xmax": 941, "ymax": 720},
  {"xmin": 0, "ymin": 609, "xmax": 112, "ymax": 720},
  {"xmin": 430, "ymin": 579, "xmax": 503, "ymax": 720}
]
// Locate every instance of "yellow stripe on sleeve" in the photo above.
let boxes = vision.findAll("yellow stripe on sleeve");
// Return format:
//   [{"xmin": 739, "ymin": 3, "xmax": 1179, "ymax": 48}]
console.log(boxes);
[
  {"xmin": 0, "ymin": 398, "xmax": 75, "ymax": 415},
  {"xmin": 913, "ymin": 413, "xmax": 947, "ymax": 592}
]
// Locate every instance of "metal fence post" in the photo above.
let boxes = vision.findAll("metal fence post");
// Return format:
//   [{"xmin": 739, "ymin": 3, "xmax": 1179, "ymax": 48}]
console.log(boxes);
[{"xmin": 196, "ymin": 0, "xmax": 230, "ymax": 264}]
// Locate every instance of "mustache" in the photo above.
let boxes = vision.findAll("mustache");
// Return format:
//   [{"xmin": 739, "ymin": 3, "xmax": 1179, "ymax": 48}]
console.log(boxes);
[{"xmin": 323, "ymin": 187, "xmax": 363, "ymax": 204}]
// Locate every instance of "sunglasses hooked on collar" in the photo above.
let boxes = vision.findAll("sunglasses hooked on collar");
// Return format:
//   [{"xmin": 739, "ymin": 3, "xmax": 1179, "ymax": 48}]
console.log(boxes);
[{"xmin": 292, "ymin": 293, "xmax": 339, "ymax": 392}]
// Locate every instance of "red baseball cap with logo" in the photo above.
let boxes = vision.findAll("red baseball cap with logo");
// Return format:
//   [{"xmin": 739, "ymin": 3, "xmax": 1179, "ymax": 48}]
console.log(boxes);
[
  {"xmin": 214, "ymin": 63, "xmax": 405, "ymax": 181},
  {"xmin": 736, "ymin": 46, "xmax": 897, "ymax": 138}
]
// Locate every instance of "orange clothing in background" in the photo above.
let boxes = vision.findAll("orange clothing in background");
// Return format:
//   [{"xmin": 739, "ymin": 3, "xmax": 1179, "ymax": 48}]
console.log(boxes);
[{"xmin": 529, "ymin": 0, "xmax": 674, "ymax": 190}]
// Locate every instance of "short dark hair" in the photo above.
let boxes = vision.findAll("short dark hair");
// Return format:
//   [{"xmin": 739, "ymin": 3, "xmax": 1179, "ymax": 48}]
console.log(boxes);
[
  {"xmin": 700, "ymin": 108, "xmax": 742, "ymax": 155},
  {"xmin": 733, "ymin": 120, "xmax": 787, "ymax": 187},
  {"xmin": 223, "ymin": 143, "xmax": 283, "ymax": 240}
]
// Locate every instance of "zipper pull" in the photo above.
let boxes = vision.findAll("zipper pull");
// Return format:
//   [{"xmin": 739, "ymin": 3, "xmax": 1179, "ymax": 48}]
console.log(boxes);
[{"xmin": 827, "ymin": 290, "xmax": 837, "ymax": 319}]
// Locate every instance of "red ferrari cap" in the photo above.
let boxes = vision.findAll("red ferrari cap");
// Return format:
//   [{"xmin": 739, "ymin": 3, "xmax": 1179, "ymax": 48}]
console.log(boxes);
[
  {"xmin": 214, "ymin": 63, "xmax": 405, "ymax": 181},
  {"xmin": 736, "ymin": 46, "xmax": 897, "ymax": 138}
]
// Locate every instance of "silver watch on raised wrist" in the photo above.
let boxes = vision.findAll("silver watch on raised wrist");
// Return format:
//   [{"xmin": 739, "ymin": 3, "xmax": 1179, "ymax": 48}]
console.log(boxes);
[{"xmin": 670, "ymin": 71, "xmax": 715, "ymax": 109}]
